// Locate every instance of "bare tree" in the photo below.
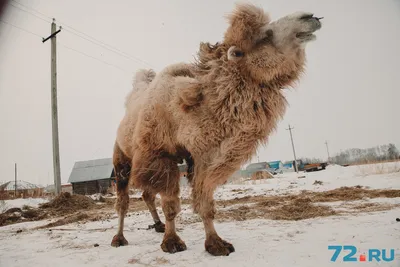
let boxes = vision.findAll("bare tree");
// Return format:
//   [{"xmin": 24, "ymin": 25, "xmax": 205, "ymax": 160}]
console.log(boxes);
[
  {"xmin": 388, "ymin": 143, "xmax": 399, "ymax": 160},
  {"xmin": 298, "ymin": 157, "xmax": 324, "ymax": 164}
]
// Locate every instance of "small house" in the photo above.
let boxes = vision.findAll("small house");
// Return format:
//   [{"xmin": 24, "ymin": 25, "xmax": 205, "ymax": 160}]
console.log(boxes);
[
  {"xmin": 68, "ymin": 158, "xmax": 115, "ymax": 195},
  {"xmin": 0, "ymin": 180, "xmax": 44, "ymax": 199}
]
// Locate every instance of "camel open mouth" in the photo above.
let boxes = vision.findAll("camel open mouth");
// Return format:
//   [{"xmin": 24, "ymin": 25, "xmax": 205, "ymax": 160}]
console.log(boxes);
[
  {"xmin": 296, "ymin": 31, "xmax": 317, "ymax": 41},
  {"xmin": 296, "ymin": 32, "xmax": 315, "ymax": 38},
  {"xmin": 296, "ymin": 15, "xmax": 322, "ymax": 40}
]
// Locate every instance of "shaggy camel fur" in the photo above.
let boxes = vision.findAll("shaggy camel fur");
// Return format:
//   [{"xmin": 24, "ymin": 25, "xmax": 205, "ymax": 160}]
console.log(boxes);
[{"xmin": 111, "ymin": 3, "xmax": 322, "ymax": 256}]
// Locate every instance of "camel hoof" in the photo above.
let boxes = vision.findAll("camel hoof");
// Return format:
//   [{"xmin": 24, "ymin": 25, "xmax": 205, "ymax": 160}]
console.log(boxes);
[
  {"xmin": 161, "ymin": 234, "xmax": 187, "ymax": 253},
  {"xmin": 111, "ymin": 234, "xmax": 128, "ymax": 247},
  {"xmin": 154, "ymin": 221, "xmax": 165, "ymax": 233},
  {"xmin": 205, "ymin": 236, "xmax": 235, "ymax": 256}
]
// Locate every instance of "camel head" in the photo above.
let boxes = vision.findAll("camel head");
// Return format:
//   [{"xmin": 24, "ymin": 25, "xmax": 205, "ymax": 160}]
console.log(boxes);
[
  {"xmin": 264, "ymin": 12, "xmax": 322, "ymax": 50},
  {"xmin": 208, "ymin": 3, "xmax": 323, "ymax": 87}
]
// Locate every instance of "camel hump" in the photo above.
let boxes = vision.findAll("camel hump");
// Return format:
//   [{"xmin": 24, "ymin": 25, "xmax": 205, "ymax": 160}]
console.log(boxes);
[{"xmin": 124, "ymin": 69, "xmax": 156, "ymax": 108}]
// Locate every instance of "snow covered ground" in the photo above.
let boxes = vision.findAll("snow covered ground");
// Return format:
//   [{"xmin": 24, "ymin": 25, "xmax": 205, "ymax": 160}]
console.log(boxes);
[
  {"xmin": 192, "ymin": 162, "xmax": 400, "ymax": 200},
  {"xmin": 0, "ymin": 197, "xmax": 49, "ymax": 213},
  {"xmin": 1, "ymin": 163, "xmax": 400, "ymax": 267}
]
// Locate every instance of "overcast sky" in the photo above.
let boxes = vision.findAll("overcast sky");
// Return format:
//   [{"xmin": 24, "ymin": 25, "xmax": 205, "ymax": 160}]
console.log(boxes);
[{"xmin": 0, "ymin": 0, "xmax": 399, "ymax": 186}]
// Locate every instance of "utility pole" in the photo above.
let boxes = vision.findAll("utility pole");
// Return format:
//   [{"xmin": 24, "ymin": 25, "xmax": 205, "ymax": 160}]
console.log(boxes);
[
  {"xmin": 43, "ymin": 19, "xmax": 62, "ymax": 195},
  {"xmin": 325, "ymin": 140, "xmax": 331, "ymax": 163},
  {"xmin": 14, "ymin": 163, "xmax": 17, "ymax": 198},
  {"xmin": 286, "ymin": 124, "xmax": 298, "ymax": 173}
]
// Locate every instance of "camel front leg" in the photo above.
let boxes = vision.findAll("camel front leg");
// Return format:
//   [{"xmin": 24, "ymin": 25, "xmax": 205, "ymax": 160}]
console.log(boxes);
[
  {"xmin": 192, "ymin": 166, "xmax": 236, "ymax": 256},
  {"xmin": 191, "ymin": 135, "xmax": 257, "ymax": 256}
]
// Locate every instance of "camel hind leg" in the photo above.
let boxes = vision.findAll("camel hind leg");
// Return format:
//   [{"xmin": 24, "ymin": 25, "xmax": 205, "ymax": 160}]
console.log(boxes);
[
  {"xmin": 142, "ymin": 190, "xmax": 165, "ymax": 232},
  {"xmin": 159, "ymin": 189, "xmax": 186, "ymax": 253},
  {"xmin": 131, "ymin": 150, "xmax": 186, "ymax": 253},
  {"xmin": 111, "ymin": 143, "xmax": 131, "ymax": 247}
]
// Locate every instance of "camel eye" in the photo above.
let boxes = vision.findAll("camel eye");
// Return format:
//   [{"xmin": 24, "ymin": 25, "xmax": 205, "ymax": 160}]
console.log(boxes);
[
  {"xmin": 227, "ymin": 46, "xmax": 244, "ymax": 61},
  {"xmin": 234, "ymin": 51, "xmax": 244, "ymax": 57}
]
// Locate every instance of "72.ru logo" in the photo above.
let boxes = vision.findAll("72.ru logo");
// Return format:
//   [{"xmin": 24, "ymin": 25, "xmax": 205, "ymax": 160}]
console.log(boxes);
[{"xmin": 328, "ymin": 245, "xmax": 395, "ymax": 262}]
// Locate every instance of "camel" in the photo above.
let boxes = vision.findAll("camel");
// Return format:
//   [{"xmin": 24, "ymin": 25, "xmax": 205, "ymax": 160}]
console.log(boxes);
[{"xmin": 111, "ymin": 3, "xmax": 322, "ymax": 256}]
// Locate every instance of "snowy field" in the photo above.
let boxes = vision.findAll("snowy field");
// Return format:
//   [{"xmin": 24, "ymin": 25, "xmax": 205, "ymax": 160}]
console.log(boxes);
[
  {"xmin": 0, "ymin": 197, "xmax": 49, "ymax": 213},
  {"xmin": 1, "ymin": 162, "xmax": 400, "ymax": 267}
]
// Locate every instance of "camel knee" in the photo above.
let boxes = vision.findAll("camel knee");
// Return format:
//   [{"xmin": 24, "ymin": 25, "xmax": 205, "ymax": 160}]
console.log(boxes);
[
  {"xmin": 114, "ymin": 165, "xmax": 130, "ymax": 216},
  {"xmin": 115, "ymin": 163, "xmax": 130, "ymax": 190},
  {"xmin": 115, "ymin": 179, "xmax": 129, "ymax": 215},
  {"xmin": 193, "ymin": 199, "xmax": 216, "ymax": 220},
  {"xmin": 113, "ymin": 142, "xmax": 131, "ymax": 190},
  {"xmin": 161, "ymin": 197, "xmax": 181, "ymax": 221},
  {"xmin": 192, "ymin": 187, "xmax": 216, "ymax": 219}
]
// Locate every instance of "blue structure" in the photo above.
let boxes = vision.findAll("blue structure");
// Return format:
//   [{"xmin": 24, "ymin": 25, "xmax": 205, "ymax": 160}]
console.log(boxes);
[
  {"xmin": 283, "ymin": 161, "xmax": 293, "ymax": 169},
  {"xmin": 267, "ymin": 161, "xmax": 284, "ymax": 170},
  {"xmin": 282, "ymin": 160, "xmax": 304, "ymax": 171}
]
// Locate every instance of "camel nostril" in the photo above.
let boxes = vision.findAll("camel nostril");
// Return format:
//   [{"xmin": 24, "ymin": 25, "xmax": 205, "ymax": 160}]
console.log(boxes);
[{"xmin": 300, "ymin": 14, "xmax": 314, "ymax": 20}]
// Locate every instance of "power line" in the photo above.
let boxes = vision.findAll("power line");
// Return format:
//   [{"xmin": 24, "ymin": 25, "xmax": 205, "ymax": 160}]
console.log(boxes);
[
  {"xmin": 10, "ymin": 0, "xmax": 153, "ymax": 68},
  {"xmin": 8, "ymin": 2, "xmax": 51, "ymax": 23},
  {"xmin": 62, "ymin": 28, "xmax": 152, "ymax": 68},
  {"xmin": 58, "ymin": 42, "xmax": 130, "ymax": 73},
  {"xmin": 0, "ymin": 19, "xmax": 42, "ymax": 38},
  {"xmin": 0, "ymin": 18, "xmax": 130, "ymax": 73},
  {"xmin": 11, "ymin": 0, "xmax": 53, "ymax": 20},
  {"xmin": 62, "ymin": 27, "xmax": 153, "ymax": 67}
]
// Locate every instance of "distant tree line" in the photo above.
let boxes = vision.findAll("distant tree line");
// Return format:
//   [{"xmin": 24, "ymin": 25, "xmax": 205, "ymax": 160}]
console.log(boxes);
[
  {"xmin": 297, "ymin": 157, "xmax": 323, "ymax": 164},
  {"xmin": 295, "ymin": 143, "xmax": 400, "ymax": 166},
  {"xmin": 330, "ymin": 143, "xmax": 400, "ymax": 165}
]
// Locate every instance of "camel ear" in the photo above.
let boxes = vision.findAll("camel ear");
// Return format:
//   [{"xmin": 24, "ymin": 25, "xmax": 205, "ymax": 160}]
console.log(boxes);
[{"xmin": 227, "ymin": 46, "xmax": 244, "ymax": 61}]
